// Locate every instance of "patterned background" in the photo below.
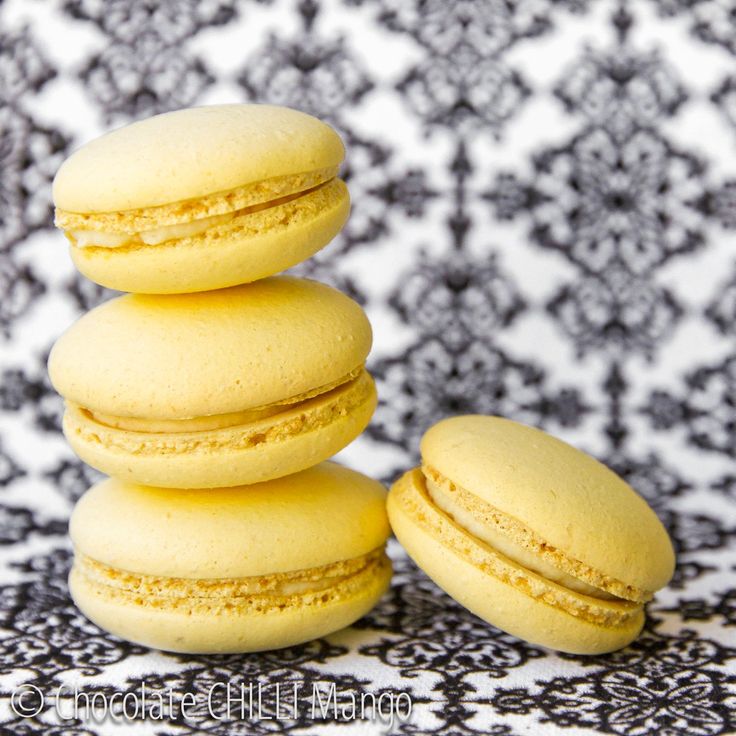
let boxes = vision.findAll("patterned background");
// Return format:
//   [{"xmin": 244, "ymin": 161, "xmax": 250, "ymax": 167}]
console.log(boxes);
[{"xmin": 1, "ymin": 0, "xmax": 736, "ymax": 733}]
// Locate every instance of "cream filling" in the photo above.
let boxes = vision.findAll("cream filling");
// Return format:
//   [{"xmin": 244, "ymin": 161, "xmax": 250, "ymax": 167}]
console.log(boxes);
[
  {"xmin": 87, "ymin": 403, "xmax": 289, "ymax": 433},
  {"xmin": 70, "ymin": 212, "xmax": 234, "ymax": 248},
  {"xmin": 425, "ymin": 477, "xmax": 620, "ymax": 601},
  {"xmin": 67, "ymin": 182, "xmax": 328, "ymax": 249},
  {"xmin": 83, "ymin": 368, "xmax": 362, "ymax": 434}
]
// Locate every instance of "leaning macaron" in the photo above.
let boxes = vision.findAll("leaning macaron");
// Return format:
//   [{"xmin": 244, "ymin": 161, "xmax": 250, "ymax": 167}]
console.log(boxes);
[
  {"xmin": 48, "ymin": 277, "xmax": 376, "ymax": 488},
  {"xmin": 69, "ymin": 463, "xmax": 392, "ymax": 653},
  {"xmin": 53, "ymin": 104, "xmax": 349, "ymax": 293},
  {"xmin": 388, "ymin": 415, "xmax": 675, "ymax": 654}
]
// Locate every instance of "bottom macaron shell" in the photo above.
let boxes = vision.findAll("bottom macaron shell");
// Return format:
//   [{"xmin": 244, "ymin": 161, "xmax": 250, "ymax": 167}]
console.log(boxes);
[
  {"xmin": 69, "ymin": 179, "xmax": 350, "ymax": 294},
  {"xmin": 62, "ymin": 371, "xmax": 376, "ymax": 488},
  {"xmin": 69, "ymin": 555, "xmax": 392, "ymax": 654},
  {"xmin": 388, "ymin": 470, "xmax": 645, "ymax": 655}
]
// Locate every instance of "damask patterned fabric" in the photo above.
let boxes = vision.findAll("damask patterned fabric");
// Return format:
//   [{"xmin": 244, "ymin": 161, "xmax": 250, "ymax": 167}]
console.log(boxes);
[{"xmin": 1, "ymin": 0, "xmax": 735, "ymax": 733}]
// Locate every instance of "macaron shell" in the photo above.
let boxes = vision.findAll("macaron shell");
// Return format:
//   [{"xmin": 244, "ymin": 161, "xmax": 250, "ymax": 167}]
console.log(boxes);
[
  {"xmin": 421, "ymin": 415, "xmax": 674, "ymax": 595},
  {"xmin": 62, "ymin": 370, "xmax": 377, "ymax": 488},
  {"xmin": 68, "ymin": 179, "xmax": 349, "ymax": 293},
  {"xmin": 388, "ymin": 470, "xmax": 645, "ymax": 655},
  {"xmin": 48, "ymin": 277, "xmax": 372, "ymax": 419},
  {"xmin": 69, "ymin": 553, "xmax": 392, "ymax": 654},
  {"xmin": 53, "ymin": 104, "xmax": 345, "ymax": 213},
  {"xmin": 70, "ymin": 462, "xmax": 389, "ymax": 578}
]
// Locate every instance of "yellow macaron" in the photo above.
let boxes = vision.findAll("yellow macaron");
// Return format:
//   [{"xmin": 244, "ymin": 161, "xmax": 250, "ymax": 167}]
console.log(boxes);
[
  {"xmin": 69, "ymin": 463, "xmax": 392, "ymax": 653},
  {"xmin": 388, "ymin": 415, "xmax": 675, "ymax": 654},
  {"xmin": 53, "ymin": 104, "xmax": 349, "ymax": 293},
  {"xmin": 48, "ymin": 277, "xmax": 376, "ymax": 488}
]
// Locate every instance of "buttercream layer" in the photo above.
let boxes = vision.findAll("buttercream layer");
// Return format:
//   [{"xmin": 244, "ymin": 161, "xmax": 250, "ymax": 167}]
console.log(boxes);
[
  {"xmin": 64, "ymin": 178, "xmax": 342, "ymax": 249},
  {"xmin": 56, "ymin": 167, "xmax": 338, "ymax": 232},
  {"xmin": 64, "ymin": 369, "xmax": 375, "ymax": 456},
  {"xmin": 87, "ymin": 367, "xmax": 363, "ymax": 433},
  {"xmin": 423, "ymin": 465, "xmax": 650, "ymax": 604},
  {"xmin": 73, "ymin": 548, "xmax": 389, "ymax": 613},
  {"xmin": 396, "ymin": 469, "xmax": 641, "ymax": 628}
]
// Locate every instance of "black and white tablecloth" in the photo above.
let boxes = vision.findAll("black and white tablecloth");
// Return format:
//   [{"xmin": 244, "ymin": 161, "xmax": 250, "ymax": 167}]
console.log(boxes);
[{"xmin": 1, "ymin": 0, "xmax": 735, "ymax": 733}]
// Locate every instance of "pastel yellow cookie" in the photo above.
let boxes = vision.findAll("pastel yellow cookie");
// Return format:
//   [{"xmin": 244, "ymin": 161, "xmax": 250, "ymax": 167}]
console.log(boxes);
[
  {"xmin": 48, "ymin": 277, "xmax": 376, "ymax": 488},
  {"xmin": 53, "ymin": 104, "xmax": 349, "ymax": 293},
  {"xmin": 69, "ymin": 463, "xmax": 392, "ymax": 653},
  {"xmin": 388, "ymin": 415, "xmax": 675, "ymax": 654}
]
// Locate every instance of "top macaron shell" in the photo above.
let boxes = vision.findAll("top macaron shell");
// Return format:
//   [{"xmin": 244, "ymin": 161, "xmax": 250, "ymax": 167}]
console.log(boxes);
[
  {"xmin": 70, "ymin": 462, "xmax": 390, "ymax": 579},
  {"xmin": 48, "ymin": 276, "xmax": 371, "ymax": 419},
  {"xmin": 421, "ymin": 416, "xmax": 675, "ymax": 594},
  {"xmin": 53, "ymin": 105, "xmax": 344, "ymax": 212}
]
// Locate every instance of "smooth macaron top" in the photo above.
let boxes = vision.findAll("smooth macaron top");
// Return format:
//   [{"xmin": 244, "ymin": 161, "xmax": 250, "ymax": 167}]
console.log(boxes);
[
  {"xmin": 48, "ymin": 276, "xmax": 371, "ymax": 419},
  {"xmin": 421, "ymin": 415, "xmax": 675, "ymax": 595},
  {"xmin": 53, "ymin": 104, "xmax": 345, "ymax": 213},
  {"xmin": 70, "ymin": 463, "xmax": 389, "ymax": 578}
]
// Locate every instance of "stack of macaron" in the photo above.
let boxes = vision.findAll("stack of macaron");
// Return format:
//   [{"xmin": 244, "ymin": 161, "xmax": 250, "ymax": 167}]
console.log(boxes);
[
  {"xmin": 48, "ymin": 105, "xmax": 391, "ymax": 653},
  {"xmin": 48, "ymin": 105, "xmax": 675, "ymax": 659}
]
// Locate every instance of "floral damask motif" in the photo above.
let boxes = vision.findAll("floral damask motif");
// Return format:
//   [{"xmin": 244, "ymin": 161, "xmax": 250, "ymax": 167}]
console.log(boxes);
[
  {"xmin": 494, "ymin": 629, "xmax": 736, "ymax": 735},
  {"xmin": 352, "ymin": 0, "xmax": 587, "ymax": 134},
  {"xmin": 357, "ymin": 556, "xmax": 544, "ymax": 734},
  {"xmin": 80, "ymin": 43, "xmax": 214, "ymax": 122},
  {"xmin": 548, "ymin": 268, "xmax": 682, "ymax": 357},
  {"xmin": 485, "ymin": 35, "xmax": 710, "ymax": 363},
  {"xmin": 654, "ymin": 0, "xmax": 736, "ymax": 55},
  {"xmin": 0, "ymin": 26, "xmax": 55, "ymax": 102},
  {"xmin": 0, "ymin": 28, "xmax": 68, "ymax": 339},
  {"xmin": 398, "ymin": 46, "xmax": 529, "ymax": 135},
  {"xmin": 363, "ymin": 609, "xmax": 542, "ymax": 681},
  {"xmin": 64, "ymin": 0, "xmax": 240, "ymax": 120},
  {"xmin": 643, "ymin": 357, "xmax": 736, "ymax": 455},
  {"xmin": 370, "ymin": 338, "xmax": 586, "ymax": 456},
  {"xmin": 491, "ymin": 128, "xmax": 706, "ymax": 275},
  {"xmin": 555, "ymin": 46, "xmax": 687, "ymax": 137},
  {"xmin": 350, "ymin": 0, "xmax": 586, "ymax": 55},
  {"xmin": 389, "ymin": 253, "xmax": 525, "ymax": 349},
  {"xmin": 317, "ymin": 132, "xmax": 437, "ymax": 254},
  {"xmin": 239, "ymin": 33, "xmax": 372, "ymax": 123},
  {"xmin": 0, "ymin": 550, "xmax": 146, "ymax": 677},
  {"xmin": 0, "ymin": 33, "xmax": 69, "ymax": 252}
]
